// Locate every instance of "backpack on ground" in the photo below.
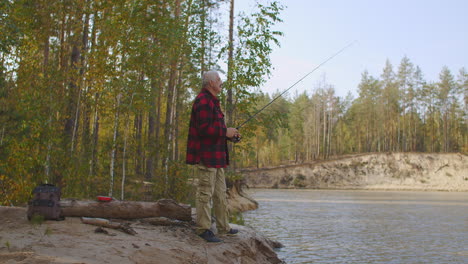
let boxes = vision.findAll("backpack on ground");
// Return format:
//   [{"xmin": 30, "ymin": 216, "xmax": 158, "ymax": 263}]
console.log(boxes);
[{"xmin": 27, "ymin": 183, "xmax": 64, "ymax": 221}]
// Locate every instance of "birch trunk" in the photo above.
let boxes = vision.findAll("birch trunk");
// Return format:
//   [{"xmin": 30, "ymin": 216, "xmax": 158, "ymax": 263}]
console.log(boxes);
[
  {"xmin": 121, "ymin": 94, "xmax": 135, "ymax": 200},
  {"xmin": 89, "ymin": 93, "xmax": 99, "ymax": 178},
  {"xmin": 109, "ymin": 94, "xmax": 121, "ymax": 197}
]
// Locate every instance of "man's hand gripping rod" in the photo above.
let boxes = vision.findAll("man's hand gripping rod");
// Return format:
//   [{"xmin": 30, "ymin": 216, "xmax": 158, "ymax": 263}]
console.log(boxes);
[{"xmin": 232, "ymin": 41, "xmax": 356, "ymax": 143}]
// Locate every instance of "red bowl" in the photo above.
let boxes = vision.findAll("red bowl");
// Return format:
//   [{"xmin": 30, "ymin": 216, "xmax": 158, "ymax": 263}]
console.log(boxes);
[{"xmin": 97, "ymin": 196, "xmax": 112, "ymax": 202}]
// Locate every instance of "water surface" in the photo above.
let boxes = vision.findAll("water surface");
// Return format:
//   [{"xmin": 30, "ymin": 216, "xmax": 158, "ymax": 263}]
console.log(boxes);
[{"xmin": 243, "ymin": 189, "xmax": 468, "ymax": 264}]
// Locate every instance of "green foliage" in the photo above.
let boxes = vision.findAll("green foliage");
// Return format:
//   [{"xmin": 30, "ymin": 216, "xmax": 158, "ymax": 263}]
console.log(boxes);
[
  {"xmin": 0, "ymin": 0, "xmax": 465, "ymax": 205},
  {"xmin": 0, "ymin": 0, "xmax": 19, "ymax": 53},
  {"xmin": 1, "ymin": 0, "xmax": 258, "ymax": 204},
  {"xmin": 229, "ymin": 1, "xmax": 284, "ymax": 88},
  {"xmin": 225, "ymin": 170, "xmax": 244, "ymax": 182},
  {"xmin": 4, "ymin": 240, "xmax": 11, "ymax": 250},
  {"xmin": 221, "ymin": 1, "xmax": 284, "ymax": 139},
  {"xmin": 166, "ymin": 161, "xmax": 194, "ymax": 203},
  {"xmin": 237, "ymin": 56, "xmax": 466, "ymax": 168},
  {"xmin": 292, "ymin": 175, "xmax": 306, "ymax": 188},
  {"xmin": 229, "ymin": 211, "xmax": 245, "ymax": 226}
]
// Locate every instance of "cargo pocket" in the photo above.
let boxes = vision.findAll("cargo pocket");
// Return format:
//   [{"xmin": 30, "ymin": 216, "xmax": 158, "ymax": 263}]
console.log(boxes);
[
  {"xmin": 196, "ymin": 165, "xmax": 214, "ymax": 203},
  {"xmin": 197, "ymin": 190, "xmax": 211, "ymax": 203},
  {"xmin": 197, "ymin": 176, "xmax": 211, "ymax": 203}
]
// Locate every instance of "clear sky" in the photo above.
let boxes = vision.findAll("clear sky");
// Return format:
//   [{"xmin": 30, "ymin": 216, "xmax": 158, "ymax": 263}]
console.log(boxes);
[{"xmin": 234, "ymin": 0, "xmax": 468, "ymax": 98}]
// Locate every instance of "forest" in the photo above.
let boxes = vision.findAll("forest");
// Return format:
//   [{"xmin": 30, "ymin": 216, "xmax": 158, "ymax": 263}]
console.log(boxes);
[{"xmin": 1, "ymin": 0, "xmax": 466, "ymax": 206}]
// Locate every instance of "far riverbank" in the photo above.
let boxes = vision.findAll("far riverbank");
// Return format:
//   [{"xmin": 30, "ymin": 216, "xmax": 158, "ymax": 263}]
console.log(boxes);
[{"xmin": 240, "ymin": 153, "xmax": 468, "ymax": 192}]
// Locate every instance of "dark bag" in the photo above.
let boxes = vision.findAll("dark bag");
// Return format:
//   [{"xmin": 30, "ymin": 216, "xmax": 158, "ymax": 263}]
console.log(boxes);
[{"xmin": 27, "ymin": 183, "xmax": 64, "ymax": 221}]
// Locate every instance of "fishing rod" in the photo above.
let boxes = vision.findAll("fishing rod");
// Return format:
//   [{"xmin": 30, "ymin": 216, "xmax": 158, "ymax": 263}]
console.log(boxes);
[{"xmin": 232, "ymin": 41, "xmax": 356, "ymax": 142}]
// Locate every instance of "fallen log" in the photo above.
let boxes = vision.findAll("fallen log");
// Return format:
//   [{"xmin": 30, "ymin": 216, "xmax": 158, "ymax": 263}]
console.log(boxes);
[
  {"xmin": 81, "ymin": 217, "xmax": 137, "ymax": 235},
  {"xmin": 60, "ymin": 199, "xmax": 191, "ymax": 221}
]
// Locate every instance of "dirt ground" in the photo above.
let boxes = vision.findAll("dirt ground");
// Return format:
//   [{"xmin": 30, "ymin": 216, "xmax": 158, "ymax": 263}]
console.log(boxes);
[{"xmin": 0, "ymin": 207, "xmax": 282, "ymax": 264}]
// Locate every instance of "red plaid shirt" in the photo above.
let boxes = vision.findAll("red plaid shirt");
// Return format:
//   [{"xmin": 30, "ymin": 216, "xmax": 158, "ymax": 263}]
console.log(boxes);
[{"xmin": 186, "ymin": 88, "xmax": 229, "ymax": 168}]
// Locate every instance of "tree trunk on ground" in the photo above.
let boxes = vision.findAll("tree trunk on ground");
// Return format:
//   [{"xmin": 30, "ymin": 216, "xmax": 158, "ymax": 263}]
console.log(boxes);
[{"xmin": 60, "ymin": 199, "xmax": 191, "ymax": 221}]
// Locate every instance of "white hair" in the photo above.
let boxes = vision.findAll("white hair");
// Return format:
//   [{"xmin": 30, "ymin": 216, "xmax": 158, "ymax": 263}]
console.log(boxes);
[{"xmin": 202, "ymin": 71, "xmax": 219, "ymax": 88}]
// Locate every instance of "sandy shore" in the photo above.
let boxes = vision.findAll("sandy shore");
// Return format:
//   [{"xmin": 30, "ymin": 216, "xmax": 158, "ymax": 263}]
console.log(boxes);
[{"xmin": 0, "ymin": 207, "xmax": 282, "ymax": 264}]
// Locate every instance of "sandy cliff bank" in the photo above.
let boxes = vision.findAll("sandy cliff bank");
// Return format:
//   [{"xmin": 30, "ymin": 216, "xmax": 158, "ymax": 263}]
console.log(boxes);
[
  {"xmin": 0, "ymin": 207, "xmax": 282, "ymax": 264},
  {"xmin": 227, "ymin": 180, "xmax": 259, "ymax": 213},
  {"xmin": 241, "ymin": 153, "xmax": 468, "ymax": 191}
]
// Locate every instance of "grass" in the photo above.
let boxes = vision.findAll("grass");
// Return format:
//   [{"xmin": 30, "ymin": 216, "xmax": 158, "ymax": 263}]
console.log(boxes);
[
  {"xmin": 44, "ymin": 227, "xmax": 53, "ymax": 236},
  {"xmin": 29, "ymin": 214, "xmax": 45, "ymax": 225},
  {"xmin": 229, "ymin": 211, "xmax": 245, "ymax": 226},
  {"xmin": 28, "ymin": 214, "xmax": 53, "ymax": 240}
]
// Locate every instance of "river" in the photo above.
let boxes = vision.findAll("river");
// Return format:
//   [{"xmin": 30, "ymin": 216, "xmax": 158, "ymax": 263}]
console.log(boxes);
[{"xmin": 242, "ymin": 189, "xmax": 468, "ymax": 264}]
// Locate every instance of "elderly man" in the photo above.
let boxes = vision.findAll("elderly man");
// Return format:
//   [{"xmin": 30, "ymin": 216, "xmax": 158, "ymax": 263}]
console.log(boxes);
[{"xmin": 186, "ymin": 70, "xmax": 240, "ymax": 242}]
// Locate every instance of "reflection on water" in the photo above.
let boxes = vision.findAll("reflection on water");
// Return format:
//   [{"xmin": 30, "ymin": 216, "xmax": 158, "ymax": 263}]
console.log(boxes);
[{"xmin": 243, "ymin": 189, "xmax": 468, "ymax": 264}]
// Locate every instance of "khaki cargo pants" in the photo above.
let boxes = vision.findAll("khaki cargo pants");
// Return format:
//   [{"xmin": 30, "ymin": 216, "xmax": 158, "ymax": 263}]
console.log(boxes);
[{"xmin": 195, "ymin": 164, "xmax": 230, "ymax": 234}]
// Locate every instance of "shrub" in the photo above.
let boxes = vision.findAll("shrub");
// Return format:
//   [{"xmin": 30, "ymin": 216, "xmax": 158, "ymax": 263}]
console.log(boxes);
[{"xmin": 292, "ymin": 175, "xmax": 306, "ymax": 188}]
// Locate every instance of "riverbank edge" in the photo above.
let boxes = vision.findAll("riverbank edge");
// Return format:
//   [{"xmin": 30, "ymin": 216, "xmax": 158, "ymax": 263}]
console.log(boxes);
[
  {"xmin": 247, "ymin": 186, "xmax": 468, "ymax": 192},
  {"xmin": 0, "ymin": 206, "xmax": 284, "ymax": 264},
  {"xmin": 240, "ymin": 153, "xmax": 468, "ymax": 192},
  {"xmin": 227, "ymin": 180, "xmax": 259, "ymax": 213}
]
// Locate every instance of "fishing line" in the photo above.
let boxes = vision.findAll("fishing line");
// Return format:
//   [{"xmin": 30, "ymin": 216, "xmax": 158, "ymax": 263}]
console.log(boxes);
[{"xmin": 236, "ymin": 40, "xmax": 357, "ymax": 131}]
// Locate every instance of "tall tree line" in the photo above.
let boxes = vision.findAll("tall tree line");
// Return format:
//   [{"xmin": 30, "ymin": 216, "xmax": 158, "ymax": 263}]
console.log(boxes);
[
  {"xmin": 0, "ymin": 0, "xmax": 283, "ymax": 205},
  {"xmin": 237, "ymin": 57, "xmax": 467, "ymax": 168}
]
